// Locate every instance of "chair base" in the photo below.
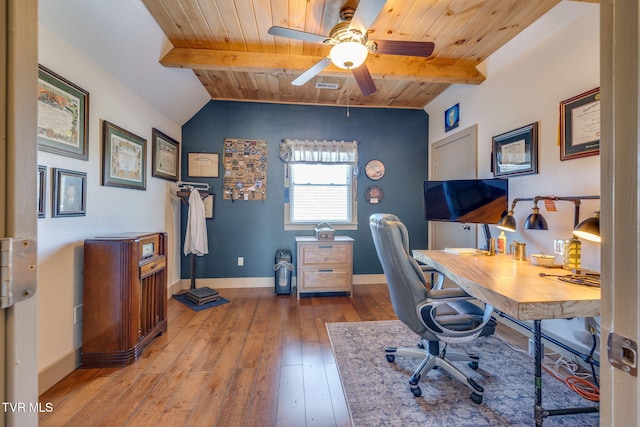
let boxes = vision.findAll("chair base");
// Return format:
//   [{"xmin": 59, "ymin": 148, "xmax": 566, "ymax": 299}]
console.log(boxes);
[{"xmin": 385, "ymin": 339, "xmax": 484, "ymax": 404}]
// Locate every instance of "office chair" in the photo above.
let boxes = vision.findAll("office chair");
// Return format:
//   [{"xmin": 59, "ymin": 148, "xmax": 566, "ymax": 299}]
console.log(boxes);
[{"xmin": 369, "ymin": 213, "xmax": 496, "ymax": 404}]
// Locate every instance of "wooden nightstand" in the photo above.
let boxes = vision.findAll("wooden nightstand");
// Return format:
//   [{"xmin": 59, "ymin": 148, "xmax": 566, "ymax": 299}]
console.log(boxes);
[{"xmin": 295, "ymin": 236, "xmax": 354, "ymax": 298}]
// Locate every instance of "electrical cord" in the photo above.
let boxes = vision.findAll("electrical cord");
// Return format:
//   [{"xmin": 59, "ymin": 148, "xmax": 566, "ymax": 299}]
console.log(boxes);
[
  {"xmin": 542, "ymin": 362, "xmax": 600, "ymax": 402},
  {"xmin": 495, "ymin": 332, "xmax": 600, "ymax": 402},
  {"xmin": 542, "ymin": 353, "xmax": 600, "ymax": 402}
]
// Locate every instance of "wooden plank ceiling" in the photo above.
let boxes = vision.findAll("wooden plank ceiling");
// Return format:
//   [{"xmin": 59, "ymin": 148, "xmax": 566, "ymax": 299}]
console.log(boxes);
[{"xmin": 142, "ymin": 0, "xmax": 565, "ymax": 109}]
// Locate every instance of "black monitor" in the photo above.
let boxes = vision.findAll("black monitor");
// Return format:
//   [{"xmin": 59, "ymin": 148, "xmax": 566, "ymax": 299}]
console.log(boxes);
[{"xmin": 423, "ymin": 179, "xmax": 508, "ymax": 224}]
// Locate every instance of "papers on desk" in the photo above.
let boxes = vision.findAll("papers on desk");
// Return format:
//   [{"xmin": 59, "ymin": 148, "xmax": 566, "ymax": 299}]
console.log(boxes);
[{"xmin": 444, "ymin": 247, "xmax": 478, "ymax": 255}]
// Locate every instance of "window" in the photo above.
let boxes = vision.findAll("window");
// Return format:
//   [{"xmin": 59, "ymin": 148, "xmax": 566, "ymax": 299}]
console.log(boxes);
[
  {"xmin": 282, "ymin": 139, "xmax": 358, "ymax": 230},
  {"xmin": 289, "ymin": 163, "xmax": 354, "ymax": 224}
]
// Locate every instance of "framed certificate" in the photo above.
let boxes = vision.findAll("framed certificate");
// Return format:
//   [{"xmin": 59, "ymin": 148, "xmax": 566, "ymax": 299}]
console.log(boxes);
[
  {"xmin": 188, "ymin": 152, "xmax": 219, "ymax": 177},
  {"xmin": 101, "ymin": 121, "xmax": 147, "ymax": 190},
  {"xmin": 37, "ymin": 65, "xmax": 89, "ymax": 160},
  {"xmin": 560, "ymin": 88, "xmax": 600, "ymax": 161},
  {"xmin": 492, "ymin": 122, "xmax": 538, "ymax": 177},
  {"xmin": 151, "ymin": 128, "xmax": 179, "ymax": 181}
]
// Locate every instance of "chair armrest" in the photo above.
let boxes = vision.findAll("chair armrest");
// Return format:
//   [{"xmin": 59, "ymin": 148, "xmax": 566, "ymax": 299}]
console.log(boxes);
[
  {"xmin": 427, "ymin": 288, "xmax": 470, "ymax": 300},
  {"xmin": 420, "ymin": 265, "xmax": 445, "ymax": 290},
  {"xmin": 416, "ymin": 297, "xmax": 495, "ymax": 344}
]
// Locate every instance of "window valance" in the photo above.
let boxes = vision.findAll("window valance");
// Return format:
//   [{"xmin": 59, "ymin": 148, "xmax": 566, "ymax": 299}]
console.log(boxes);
[{"xmin": 279, "ymin": 139, "xmax": 358, "ymax": 164}]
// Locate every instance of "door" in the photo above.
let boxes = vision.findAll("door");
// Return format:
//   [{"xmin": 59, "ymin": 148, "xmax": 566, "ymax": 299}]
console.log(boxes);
[
  {"xmin": 600, "ymin": 1, "xmax": 639, "ymax": 425},
  {"xmin": 430, "ymin": 125, "xmax": 478, "ymax": 250},
  {"xmin": 1, "ymin": 1, "xmax": 38, "ymax": 426}
]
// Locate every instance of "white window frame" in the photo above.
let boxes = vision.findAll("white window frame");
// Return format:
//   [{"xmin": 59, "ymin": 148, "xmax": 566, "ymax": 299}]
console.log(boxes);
[
  {"xmin": 281, "ymin": 139, "xmax": 358, "ymax": 231},
  {"xmin": 284, "ymin": 163, "xmax": 358, "ymax": 231}
]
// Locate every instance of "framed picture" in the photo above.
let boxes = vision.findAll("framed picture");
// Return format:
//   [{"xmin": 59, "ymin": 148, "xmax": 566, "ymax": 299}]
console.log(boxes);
[
  {"xmin": 37, "ymin": 165, "xmax": 46, "ymax": 218},
  {"xmin": 37, "ymin": 65, "xmax": 89, "ymax": 160},
  {"xmin": 188, "ymin": 152, "xmax": 219, "ymax": 177},
  {"xmin": 151, "ymin": 128, "xmax": 180, "ymax": 181},
  {"xmin": 204, "ymin": 193, "xmax": 215, "ymax": 219},
  {"xmin": 102, "ymin": 120, "xmax": 147, "ymax": 190},
  {"xmin": 492, "ymin": 122, "xmax": 539, "ymax": 177},
  {"xmin": 52, "ymin": 168, "xmax": 87, "ymax": 217},
  {"xmin": 445, "ymin": 103, "xmax": 460, "ymax": 132},
  {"xmin": 560, "ymin": 87, "xmax": 600, "ymax": 161}
]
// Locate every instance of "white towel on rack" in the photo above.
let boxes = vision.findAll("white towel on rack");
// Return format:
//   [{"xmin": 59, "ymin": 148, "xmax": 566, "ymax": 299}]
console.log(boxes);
[{"xmin": 184, "ymin": 189, "xmax": 209, "ymax": 256}]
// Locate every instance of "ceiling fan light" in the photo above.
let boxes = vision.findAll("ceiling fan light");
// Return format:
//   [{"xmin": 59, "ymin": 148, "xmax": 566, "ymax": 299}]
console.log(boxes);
[{"xmin": 330, "ymin": 42, "xmax": 368, "ymax": 70}]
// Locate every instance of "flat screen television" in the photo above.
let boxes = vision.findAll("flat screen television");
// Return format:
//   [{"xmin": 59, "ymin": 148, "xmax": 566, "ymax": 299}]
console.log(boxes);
[{"xmin": 424, "ymin": 179, "xmax": 508, "ymax": 224}]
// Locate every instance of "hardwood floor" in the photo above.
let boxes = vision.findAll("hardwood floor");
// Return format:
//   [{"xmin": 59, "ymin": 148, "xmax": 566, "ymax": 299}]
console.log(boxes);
[
  {"xmin": 39, "ymin": 284, "xmax": 399, "ymax": 427},
  {"xmin": 39, "ymin": 284, "xmax": 531, "ymax": 427}
]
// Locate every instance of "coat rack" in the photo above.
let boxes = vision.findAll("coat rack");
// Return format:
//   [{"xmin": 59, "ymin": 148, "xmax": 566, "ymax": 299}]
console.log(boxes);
[{"xmin": 176, "ymin": 181, "xmax": 220, "ymax": 305}]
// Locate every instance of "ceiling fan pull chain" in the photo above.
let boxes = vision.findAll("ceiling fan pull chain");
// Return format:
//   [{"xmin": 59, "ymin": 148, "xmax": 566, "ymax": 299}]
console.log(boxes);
[{"xmin": 346, "ymin": 72, "xmax": 351, "ymax": 118}]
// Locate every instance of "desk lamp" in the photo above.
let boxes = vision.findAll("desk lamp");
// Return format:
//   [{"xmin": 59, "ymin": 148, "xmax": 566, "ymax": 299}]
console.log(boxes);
[
  {"xmin": 496, "ymin": 195, "xmax": 600, "ymax": 270},
  {"xmin": 497, "ymin": 197, "xmax": 534, "ymax": 232},
  {"xmin": 523, "ymin": 199, "xmax": 548, "ymax": 230},
  {"xmin": 573, "ymin": 211, "xmax": 601, "ymax": 242}
]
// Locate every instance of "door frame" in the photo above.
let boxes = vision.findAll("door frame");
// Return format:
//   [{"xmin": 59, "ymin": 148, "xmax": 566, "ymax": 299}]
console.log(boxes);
[
  {"xmin": 599, "ymin": 0, "xmax": 640, "ymax": 425},
  {"xmin": 429, "ymin": 124, "xmax": 478, "ymax": 250},
  {"xmin": 2, "ymin": 1, "xmax": 39, "ymax": 426}
]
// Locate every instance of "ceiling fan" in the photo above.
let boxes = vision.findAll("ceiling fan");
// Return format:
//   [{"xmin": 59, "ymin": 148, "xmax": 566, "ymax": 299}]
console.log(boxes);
[{"xmin": 268, "ymin": 0, "xmax": 435, "ymax": 96}]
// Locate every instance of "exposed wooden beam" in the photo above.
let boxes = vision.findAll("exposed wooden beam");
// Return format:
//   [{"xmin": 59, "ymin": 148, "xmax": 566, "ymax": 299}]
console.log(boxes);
[{"xmin": 160, "ymin": 48, "xmax": 486, "ymax": 85}]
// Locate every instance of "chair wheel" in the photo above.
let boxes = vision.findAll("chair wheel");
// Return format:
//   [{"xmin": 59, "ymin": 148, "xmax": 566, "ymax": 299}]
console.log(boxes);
[
  {"xmin": 386, "ymin": 355, "xmax": 395, "ymax": 363},
  {"xmin": 470, "ymin": 392, "xmax": 483, "ymax": 404},
  {"xmin": 411, "ymin": 386, "xmax": 422, "ymax": 397},
  {"xmin": 469, "ymin": 361, "xmax": 479, "ymax": 370},
  {"xmin": 417, "ymin": 342, "xmax": 425, "ymax": 349}
]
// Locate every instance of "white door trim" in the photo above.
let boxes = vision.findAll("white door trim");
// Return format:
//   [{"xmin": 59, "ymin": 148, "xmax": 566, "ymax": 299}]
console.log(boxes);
[{"xmin": 3, "ymin": 1, "xmax": 39, "ymax": 426}]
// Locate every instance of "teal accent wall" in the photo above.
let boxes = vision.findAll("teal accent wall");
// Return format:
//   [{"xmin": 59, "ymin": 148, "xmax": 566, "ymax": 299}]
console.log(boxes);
[{"xmin": 181, "ymin": 101, "xmax": 429, "ymax": 279}]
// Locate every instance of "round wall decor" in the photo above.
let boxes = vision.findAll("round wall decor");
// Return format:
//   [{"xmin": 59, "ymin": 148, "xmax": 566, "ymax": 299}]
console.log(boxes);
[
  {"xmin": 365, "ymin": 159, "xmax": 385, "ymax": 180},
  {"xmin": 365, "ymin": 185, "xmax": 384, "ymax": 204}
]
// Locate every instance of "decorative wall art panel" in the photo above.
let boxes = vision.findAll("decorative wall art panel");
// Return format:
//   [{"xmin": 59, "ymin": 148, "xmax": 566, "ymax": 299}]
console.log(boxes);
[{"xmin": 223, "ymin": 138, "xmax": 268, "ymax": 201}]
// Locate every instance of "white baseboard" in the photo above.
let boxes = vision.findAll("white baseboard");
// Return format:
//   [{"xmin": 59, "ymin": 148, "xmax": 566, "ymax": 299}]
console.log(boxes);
[
  {"xmin": 170, "ymin": 274, "xmax": 387, "ymax": 295},
  {"xmin": 38, "ymin": 348, "xmax": 81, "ymax": 395}
]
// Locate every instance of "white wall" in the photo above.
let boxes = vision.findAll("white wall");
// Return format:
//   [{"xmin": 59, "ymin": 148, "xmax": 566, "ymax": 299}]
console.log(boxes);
[
  {"xmin": 37, "ymin": 24, "xmax": 183, "ymax": 373},
  {"xmin": 425, "ymin": 6, "xmax": 601, "ymax": 356}
]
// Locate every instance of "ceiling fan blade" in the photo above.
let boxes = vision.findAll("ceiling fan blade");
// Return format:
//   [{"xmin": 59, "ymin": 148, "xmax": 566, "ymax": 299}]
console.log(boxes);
[
  {"xmin": 374, "ymin": 40, "xmax": 435, "ymax": 57},
  {"xmin": 268, "ymin": 26, "xmax": 329, "ymax": 44},
  {"xmin": 292, "ymin": 57, "xmax": 332, "ymax": 86},
  {"xmin": 349, "ymin": 0, "xmax": 387, "ymax": 34},
  {"xmin": 351, "ymin": 64, "xmax": 376, "ymax": 96}
]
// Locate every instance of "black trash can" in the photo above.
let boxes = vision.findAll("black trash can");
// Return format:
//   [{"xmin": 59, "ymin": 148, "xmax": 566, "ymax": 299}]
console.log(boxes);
[{"xmin": 274, "ymin": 250, "xmax": 293, "ymax": 295}]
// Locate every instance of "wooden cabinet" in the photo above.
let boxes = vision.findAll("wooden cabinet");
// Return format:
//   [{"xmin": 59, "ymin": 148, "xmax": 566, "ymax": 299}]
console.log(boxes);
[
  {"xmin": 82, "ymin": 232, "xmax": 168, "ymax": 368},
  {"xmin": 295, "ymin": 236, "xmax": 354, "ymax": 298}
]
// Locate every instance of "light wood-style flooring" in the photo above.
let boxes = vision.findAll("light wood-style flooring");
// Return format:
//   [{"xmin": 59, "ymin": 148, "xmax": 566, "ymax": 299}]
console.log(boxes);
[{"xmin": 39, "ymin": 284, "xmax": 528, "ymax": 427}]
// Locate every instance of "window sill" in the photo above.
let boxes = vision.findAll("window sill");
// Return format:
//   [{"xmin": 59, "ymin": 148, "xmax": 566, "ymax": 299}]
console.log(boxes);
[{"xmin": 284, "ymin": 223, "xmax": 358, "ymax": 231}]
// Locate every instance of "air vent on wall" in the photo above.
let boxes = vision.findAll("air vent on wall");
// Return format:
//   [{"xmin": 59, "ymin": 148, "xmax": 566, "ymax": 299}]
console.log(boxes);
[{"xmin": 315, "ymin": 82, "xmax": 340, "ymax": 90}]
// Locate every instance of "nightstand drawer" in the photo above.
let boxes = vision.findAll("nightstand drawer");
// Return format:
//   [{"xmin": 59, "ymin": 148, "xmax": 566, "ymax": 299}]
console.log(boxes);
[
  {"xmin": 298, "ymin": 267, "xmax": 351, "ymax": 292},
  {"xmin": 298, "ymin": 242, "xmax": 352, "ymax": 267}
]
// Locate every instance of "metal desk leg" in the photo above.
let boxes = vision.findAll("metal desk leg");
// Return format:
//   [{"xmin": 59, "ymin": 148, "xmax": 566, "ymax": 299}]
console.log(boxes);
[
  {"xmin": 533, "ymin": 320, "xmax": 599, "ymax": 426},
  {"xmin": 534, "ymin": 320, "xmax": 544, "ymax": 427}
]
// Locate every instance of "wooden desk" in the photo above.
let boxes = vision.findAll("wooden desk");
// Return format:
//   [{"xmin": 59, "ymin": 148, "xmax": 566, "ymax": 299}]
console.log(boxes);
[
  {"xmin": 412, "ymin": 250, "xmax": 600, "ymax": 320},
  {"xmin": 413, "ymin": 250, "xmax": 600, "ymax": 426}
]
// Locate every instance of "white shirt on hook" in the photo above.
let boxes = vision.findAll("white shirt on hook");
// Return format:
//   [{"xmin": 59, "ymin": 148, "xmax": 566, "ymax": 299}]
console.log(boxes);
[{"xmin": 184, "ymin": 189, "xmax": 208, "ymax": 256}]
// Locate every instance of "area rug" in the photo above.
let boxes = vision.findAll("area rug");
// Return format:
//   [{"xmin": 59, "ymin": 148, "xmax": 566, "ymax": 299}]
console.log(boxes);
[
  {"xmin": 172, "ymin": 292, "xmax": 230, "ymax": 312},
  {"xmin": 327, "ymin": 320, "xmax": 599, "ymax": 427}
]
